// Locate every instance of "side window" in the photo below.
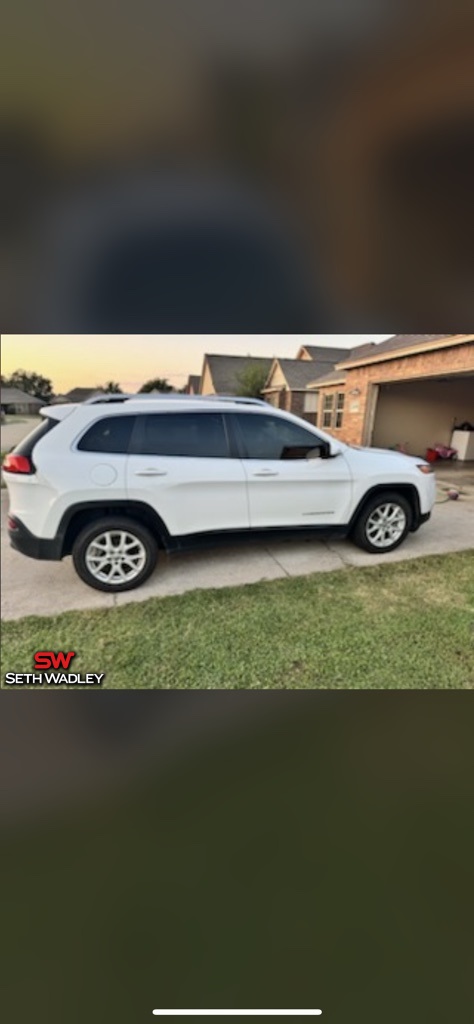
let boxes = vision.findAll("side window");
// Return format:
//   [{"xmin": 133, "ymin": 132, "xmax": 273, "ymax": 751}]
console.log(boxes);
[
  {"xmin": 137, "ymin": 413, "xmax": 229, "ymax": 458},
  {"xmin": 322, "ymin": 395, "xmax": 334, "ymax": 428},
  {"xmin": 335, "ymin": 392, "xmax": 345, "ymax": 429},
  {"xmin": 234, "ymin": 413, "xmax": 323, "ymax": 460},
  {"xmin": 77, "ymin": 415, "xmax": 136, "ymax": 453},
  {"xmin": 303, "ymin": 391, "xmax": 319, "ymax": 424}
]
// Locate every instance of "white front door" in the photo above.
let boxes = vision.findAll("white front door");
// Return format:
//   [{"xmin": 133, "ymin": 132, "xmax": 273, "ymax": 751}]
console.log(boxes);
[
  {"xmin": 126, "ymin": 411, "xmax": 249, "ymax": 536},
  {"xmin": 232, "ymin": 411, "xmax": 353, "ymax": 527}
]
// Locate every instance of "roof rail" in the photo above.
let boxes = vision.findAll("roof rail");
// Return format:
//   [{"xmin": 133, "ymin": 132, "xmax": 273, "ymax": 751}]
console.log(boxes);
[
  {"xmin": 205, "ymin": 395, "xmax": 268, "ymax": 406},
  {"xmin": 83, "ymin": 394, "xmax": 131, "ymax": 404},
  {"xmin": 84, "ymin": 393, "xmax": 268, "ymax": 406},
  {"xmin": 83, "ymin": 393, "xmax": 186, "ymax": 404}
]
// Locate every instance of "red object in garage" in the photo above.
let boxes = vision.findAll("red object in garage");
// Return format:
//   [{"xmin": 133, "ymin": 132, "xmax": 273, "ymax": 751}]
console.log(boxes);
[{"xmin": 425, "ymin": 449, "xmax": 439, "ymax": 463}]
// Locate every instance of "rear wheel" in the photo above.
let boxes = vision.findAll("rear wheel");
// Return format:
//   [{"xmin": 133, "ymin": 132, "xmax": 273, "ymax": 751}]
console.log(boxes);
[
  {"xmin": 72, "ymin": 517, "xmax": 158, "ymax": 591},
  {"xmin": 352, "ymin": 492, "xmax": 412, "ymax": 553}
]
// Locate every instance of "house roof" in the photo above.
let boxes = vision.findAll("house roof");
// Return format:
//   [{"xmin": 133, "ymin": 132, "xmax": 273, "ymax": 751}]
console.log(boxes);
[
  {"xmin": 203, "ymin": 354, "xmax": 273, "ymax": 394},
  {"xmin": 298, "ymin": 345, "xmax": 349, "ymax": 362},
  {"xmin": 1, "ymin": 387, "xmax": 43, "ymax": 405},
  {"xmin": 337, "ymin": 334, "xmax": 461, "ymax": 369},
  {"xmin": 307, "ymin": 369, "xmax": 347, "ymax": 388},
  {"xmin": 63, "ymin": 387, "xmax": 104, "ymax": 403},
  {"xmin": 186, "ymin": 375, "xmax": 201, "ymax": 392},
  {"xmin": 265, "ymin": 358, "xmax": 341, "ymax": 391}
]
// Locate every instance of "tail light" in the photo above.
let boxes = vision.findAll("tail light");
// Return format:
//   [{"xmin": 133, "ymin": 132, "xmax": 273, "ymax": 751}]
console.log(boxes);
[{"xmin": 2, "ymin": 454, "xmax": 34, "ymax": 474}]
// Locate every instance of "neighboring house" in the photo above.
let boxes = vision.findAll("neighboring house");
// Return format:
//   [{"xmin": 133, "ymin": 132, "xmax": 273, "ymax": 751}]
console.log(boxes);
[
  {"xmin": 184, "ymin": 375, "xmax": 201, "ymax": 395},
  {"xmin": 306, "ymin": 334, "xmax": 474, "ymax": 457},
  {"xmin": 296, "ymin": 344, "xmax": 350, "ymax": 363},
  {"xmin": 52, "ymin": 388, "xmax": 104, "ymax": 404},
  {"xmin": 0, "ymin": 387, "xmax": 44, "ymax": 415},
  {"xmin": 200, "ymin": 354, "xmax": 273, "ymax": 395},
  {"xmin": 263, "ymin": 346, "xmax": 347, "ymax": 418}
]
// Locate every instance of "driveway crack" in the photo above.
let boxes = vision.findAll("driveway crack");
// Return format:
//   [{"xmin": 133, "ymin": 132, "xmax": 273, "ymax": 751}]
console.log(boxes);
[
  {"xmin": 265, "ymin": 546, "xmax": 291, "ymax": 577},
  {"xmin": 324, "ymin": 540, "xmax": 352, "ymax": 568}
]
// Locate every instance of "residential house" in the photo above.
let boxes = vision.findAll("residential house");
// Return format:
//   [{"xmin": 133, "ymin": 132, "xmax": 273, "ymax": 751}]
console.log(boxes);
[
  {"xmin": 52, "ymin": 388, "xmax": 104, "ymax": 404},
  {"xmin": 306, "ymin": 334, "xmax": 474, "ymax": 458},
  {"xmin": 184, "ymin": 375, "xmax": 201, "ymax": 395},
  {"xmin": 0, "ymin": 387, "xmax": 44, "ymax": 415},
  {"xmin": 200, "ymin": 354, "xmax": 273, "ymax": 395},
  {"xmin": 263, "ymin": 346, "xmax": 347, "ymax": 418}
]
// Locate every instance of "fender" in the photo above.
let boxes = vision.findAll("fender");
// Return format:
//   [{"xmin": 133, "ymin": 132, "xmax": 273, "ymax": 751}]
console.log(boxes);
[
  {"xmin": 348, "ymin": 484, "xmax": 421, "ymax": 532},
  {"xmin": 58, "ymin": 500, "xmax": 174, "ymax": 556}
]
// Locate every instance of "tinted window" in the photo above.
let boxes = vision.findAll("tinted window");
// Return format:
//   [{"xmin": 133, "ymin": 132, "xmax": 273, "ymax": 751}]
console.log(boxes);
[
  {"xmin": 77, "ymin": 415, "xmax": 136, "ymax": 453},
  {"xmin": 235, "ymin": 413, "xmax": 323, "ymax": 460},
  {"xmin": 138, "ymin": 413, "xmax": 229, "ymax": 458},
  {"xmin": 16, "ymin": 418, "xmax": 58, "ymax": 457}
]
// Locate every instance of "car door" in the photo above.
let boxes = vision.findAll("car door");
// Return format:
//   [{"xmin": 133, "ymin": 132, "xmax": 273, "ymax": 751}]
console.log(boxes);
[
  {"xmin": 231, "ymin": 411, "xmax": 353, "ymax": 528},
  {"xmin": 126, "ymin": 411, "xmax": 249, "ymax": 536}
]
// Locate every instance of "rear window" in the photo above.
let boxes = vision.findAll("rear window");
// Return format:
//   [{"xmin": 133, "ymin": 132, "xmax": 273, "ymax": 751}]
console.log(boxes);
[
  {"xmin": 77, "ymin": 415, "xmax": 136, "ymax": 453},
  {"xmin": 15, "ymin": 418, "xmax": 58, "ymax": 458}
]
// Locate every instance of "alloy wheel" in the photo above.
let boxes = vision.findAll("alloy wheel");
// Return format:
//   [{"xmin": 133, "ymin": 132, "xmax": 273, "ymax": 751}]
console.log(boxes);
[{"xmin": 85, "ymin": 530, "xmax": 147, "ymax": 585}]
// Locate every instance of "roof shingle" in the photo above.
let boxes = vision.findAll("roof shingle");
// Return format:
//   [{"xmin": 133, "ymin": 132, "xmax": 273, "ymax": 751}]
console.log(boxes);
[
  {"xmin": 337, "ymin": 334, "xmax": 457, "ymax": 367},
  {"xmin": 204, "ymin": 354, "xmax": 273, "ymax": 394}
]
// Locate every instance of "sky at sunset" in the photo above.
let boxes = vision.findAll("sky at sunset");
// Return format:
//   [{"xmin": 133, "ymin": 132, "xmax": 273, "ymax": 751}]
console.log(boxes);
[{"xmin": 2, "ymin": 335, "xmax": 392, "ymax": 394}]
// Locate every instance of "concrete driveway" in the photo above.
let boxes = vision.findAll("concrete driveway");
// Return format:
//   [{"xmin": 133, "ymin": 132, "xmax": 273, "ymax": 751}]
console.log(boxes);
[{"xmin": 2, "ymin": 479, "xmax": 473, "ymax": 620}]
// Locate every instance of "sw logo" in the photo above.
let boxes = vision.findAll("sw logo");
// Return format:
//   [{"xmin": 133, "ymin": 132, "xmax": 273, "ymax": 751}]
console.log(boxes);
[
  {"xmin": 3, "ymin": 651, "xmax": 105, "ymax": 686},
  {"xmin": 34, "ymin": 651, "xmax": 76, "ymax": 670}
]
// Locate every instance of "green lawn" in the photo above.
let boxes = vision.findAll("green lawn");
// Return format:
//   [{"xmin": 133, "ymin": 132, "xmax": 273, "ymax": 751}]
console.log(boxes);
[{"xmin": 2, "ymin": 551, "xmax": 473, "ymax": 688}]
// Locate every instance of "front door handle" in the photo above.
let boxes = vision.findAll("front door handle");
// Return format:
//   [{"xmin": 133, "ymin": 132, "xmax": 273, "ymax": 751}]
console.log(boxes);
[
  {"xmin": 134, "ymin": 469, "xmax": 168, "ymax": 477},
  {"xmin": 253, "ymin": 470, "xmax": 279, "ymax": 477}
]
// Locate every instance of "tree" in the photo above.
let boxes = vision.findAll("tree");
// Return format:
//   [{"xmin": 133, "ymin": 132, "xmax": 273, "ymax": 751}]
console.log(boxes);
[
  {"xmin": 4, "ymin": 370, "xmax": 54, "ymax": 402},
  {"xmin": 139, "ymin": 378, "xmax": 174, "ymax": 393},
  {"xmin": 100, "ymin": 381, "xmax": 123, "ymax": 393},
  {"xmin": 235, "ymin": 363, "xmax": 269, "ymax": 399}
]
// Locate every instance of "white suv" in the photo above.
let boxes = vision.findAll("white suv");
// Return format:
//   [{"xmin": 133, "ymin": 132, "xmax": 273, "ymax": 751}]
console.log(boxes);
[{"xmin": 3, "ymin": 395, "xmax": 436, "ymax": 592}]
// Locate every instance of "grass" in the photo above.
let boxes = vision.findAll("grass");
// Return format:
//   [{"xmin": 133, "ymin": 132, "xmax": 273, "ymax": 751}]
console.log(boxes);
[{"xmin": 2, "ymin": 551, "xmax": 474, "ymax": 688}]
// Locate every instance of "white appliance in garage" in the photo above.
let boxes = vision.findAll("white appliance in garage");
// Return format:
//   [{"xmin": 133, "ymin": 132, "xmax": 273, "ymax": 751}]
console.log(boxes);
[{"xmin": 451, "ymin": 429, "xmax": 474, "ymax": 461}]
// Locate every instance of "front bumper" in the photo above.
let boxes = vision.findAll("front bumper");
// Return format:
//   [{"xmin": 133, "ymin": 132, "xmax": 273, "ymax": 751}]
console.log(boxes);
[
  {"xmin": 411, "ymin": 510, "xmax": 431, "ymax": 533},
  {"xmin": 8, "ymin": 516, "xmax": 63, "ymax": 561}
]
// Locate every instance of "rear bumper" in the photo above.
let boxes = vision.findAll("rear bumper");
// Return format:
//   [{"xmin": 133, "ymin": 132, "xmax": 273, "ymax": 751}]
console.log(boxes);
[{"xmin": 8, "ymin": 516, "xmax": 63, "ymax": 561}]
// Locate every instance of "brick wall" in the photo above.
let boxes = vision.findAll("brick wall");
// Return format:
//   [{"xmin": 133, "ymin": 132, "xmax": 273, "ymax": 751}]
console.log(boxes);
[{"xmin": 322, "ymin": 342, "xmax": 474, "ymax": 445}]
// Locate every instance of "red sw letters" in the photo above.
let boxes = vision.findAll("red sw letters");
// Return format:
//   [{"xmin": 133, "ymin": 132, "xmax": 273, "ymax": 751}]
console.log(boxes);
[{"xmin": 34, "ymin": 651, "xmax": 76, "ymax": 670}]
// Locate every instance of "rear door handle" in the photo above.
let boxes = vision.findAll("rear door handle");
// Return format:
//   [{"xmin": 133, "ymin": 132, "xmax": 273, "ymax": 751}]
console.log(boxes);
[
  {"xmin": 134, "ymin": 469, "xmax": 168, "ymax": 477},
  {"xmin": 253, "ymin": 470, "xmax": 279, "ymax": 477}
]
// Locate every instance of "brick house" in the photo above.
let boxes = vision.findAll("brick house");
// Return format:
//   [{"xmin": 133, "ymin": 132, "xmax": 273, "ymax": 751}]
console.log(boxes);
[
  {"xmin": 306, "ymin": 334, "xmax": 474, "ymax": 457},
  {"xmin": 262, "ymin": 346, "xmax": 347, "ymax": 418}
]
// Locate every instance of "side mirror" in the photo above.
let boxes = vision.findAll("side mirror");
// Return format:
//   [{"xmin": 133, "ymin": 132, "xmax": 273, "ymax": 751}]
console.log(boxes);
[
  {"xmin": 306, "ymin": 446, "xmax": 324, "ymax": 460},
  {"xmin": 328, "ymin": 441, "xmax": 343, "ymax": 457}
]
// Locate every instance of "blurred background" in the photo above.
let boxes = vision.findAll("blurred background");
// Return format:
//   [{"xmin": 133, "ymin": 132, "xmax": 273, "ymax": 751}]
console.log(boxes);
[
  {"xmin": 1, "ymin": 1, "xmax": 473, "ymax": 331},
  {"xmin": 1, "ymin": 692, "xmax": 473, "ymax": 1023}
]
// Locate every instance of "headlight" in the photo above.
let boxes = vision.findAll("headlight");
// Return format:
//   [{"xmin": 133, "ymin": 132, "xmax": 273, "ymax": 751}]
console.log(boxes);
[{"xmin": 417, "ymin": 464, "xmax": 434, "ymax": 474}]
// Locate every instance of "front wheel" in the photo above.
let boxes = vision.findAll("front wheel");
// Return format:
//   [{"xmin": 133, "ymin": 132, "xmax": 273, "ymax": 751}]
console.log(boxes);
[
  {"xmin": 72, "ymin": 517, "xmax": 158, "ymax": 591},
  {"xmin": 352, "ymin": 492, "xmax": 412, "ymax": 553}
]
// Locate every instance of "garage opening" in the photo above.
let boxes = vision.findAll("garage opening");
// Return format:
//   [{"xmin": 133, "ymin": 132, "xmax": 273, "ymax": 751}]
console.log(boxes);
[{"xmin": 371, "ymin": 374, "xmax": 474, "ymax": 458}]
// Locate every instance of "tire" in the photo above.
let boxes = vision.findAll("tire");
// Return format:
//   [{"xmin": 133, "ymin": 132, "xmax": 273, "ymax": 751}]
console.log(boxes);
[
  {"xmin": 352, "ymin": 491, "xmax": 412, "ymax": 554},
  {"xmin": 72, "ymin": 517, "xmax": 158, "ymax": 592}
]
